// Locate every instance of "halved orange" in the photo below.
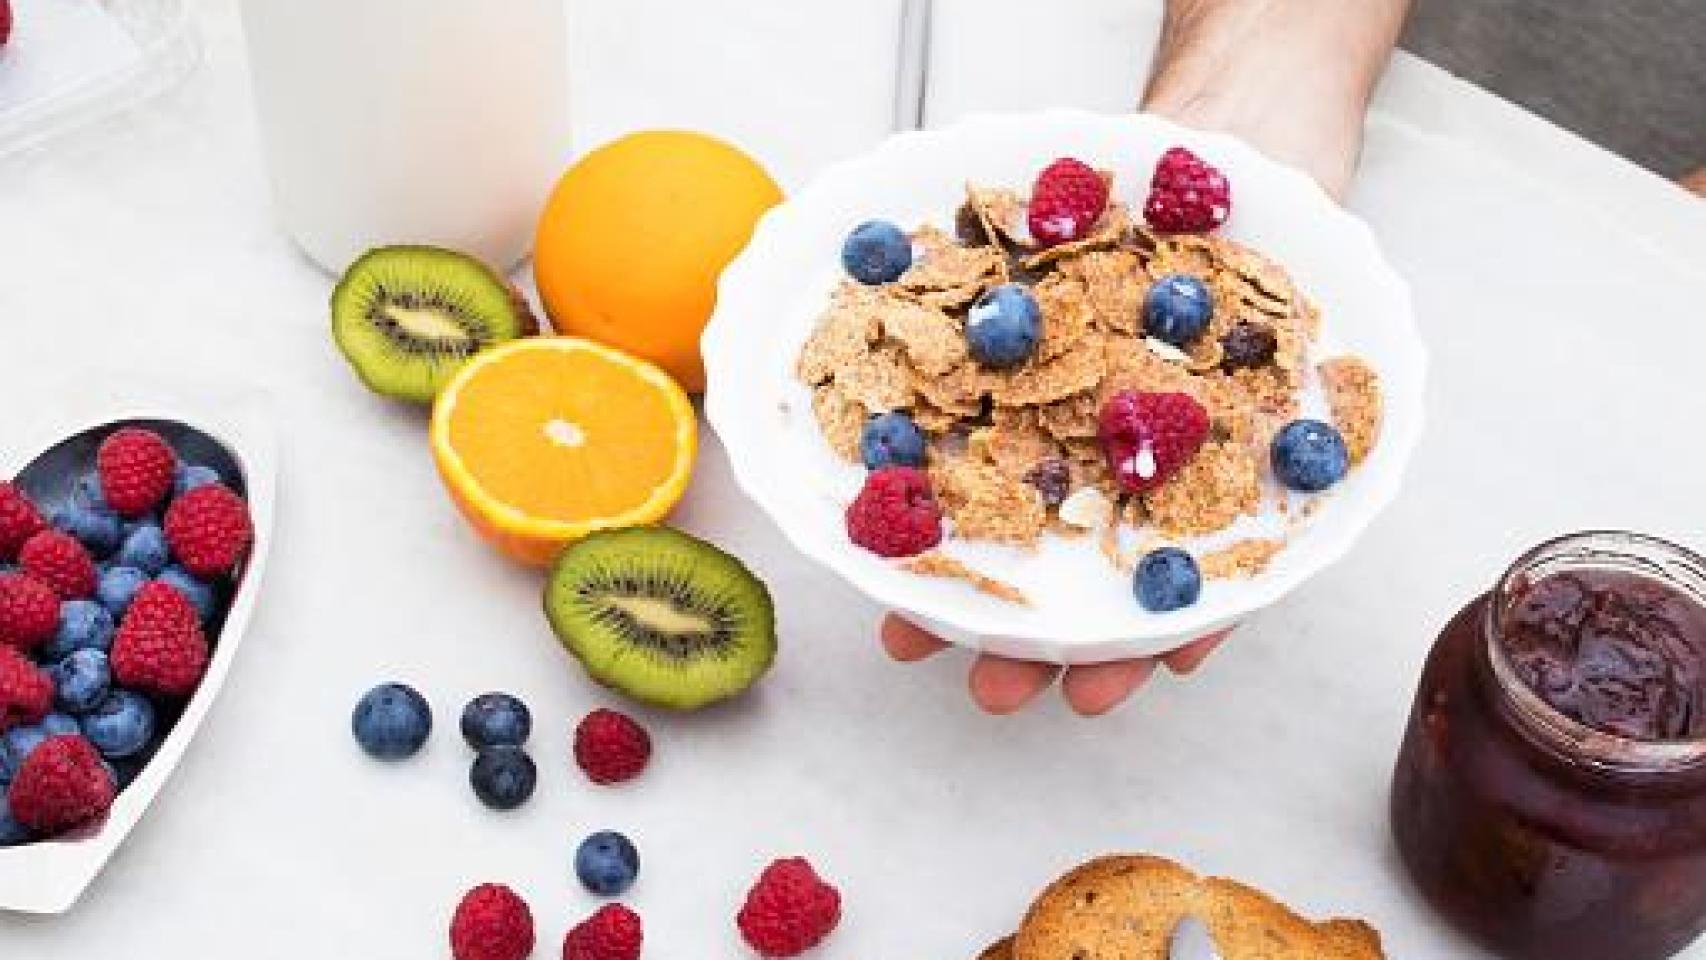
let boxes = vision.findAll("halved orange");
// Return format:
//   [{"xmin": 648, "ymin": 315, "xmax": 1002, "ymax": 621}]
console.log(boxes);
[{"xmin": 429, "ymin": 337, "xmax": 698, "ymax": 566}]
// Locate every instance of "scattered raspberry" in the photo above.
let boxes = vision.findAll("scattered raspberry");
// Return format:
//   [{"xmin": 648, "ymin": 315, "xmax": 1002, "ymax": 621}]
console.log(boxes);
[
  {"xmin": 0, "ymin": 0, "xmax": 11, "ymax": 49},
  {"xmin": 450, "ymin": 884, "xmax": 534, "ymax": 960},
  {"xmin": 737, "ymin": 857, "xmax": 842, "ymax": 958},
  {"xmin": 0, "ymin": 572, "xmax": 61, "ymax": 650},
  {"xmin": 1098, "ymin": 391, "xmax": 1210, "ymax": 494},
  {"xmin": 574, "ymin": 708, "xmax": 652, "ymax": 785},
  {"xmin": 18, "ymin": 529, "xmax": 96, "ymax": 599},
  {"xmin": 0, "ymin": 483, "xmax": 45, "ymax": 560},
  {"xmin": 1143, "ymin": 146, "xmax": 1232, "ymax": 233},
  {"xmin": 8, "ymin": 735, "xmax": 114, "ymax": 835},
  {"xmin": 111, "ymin": 581, "xmax": 208, "ymax": 697},
  {"xmin": 0, "ymin": 645, "xmax": 52, "ymax": 731},
  {"xmin": 563, "ymin": 904, "xmax": 643, "ymax": 960},
  {"xmin": 845, "ymin": 467, "xmax": 942, "ymax": 559},
  {"xmin": 97, "ymin": 428, "xmax": 177, "ymax": 518},
  {"xmin": 1027, "ymin": 158, "xmax": 1110, "ymax": 247},
  {"xmin": 164, "ymin": 484, "xmax": 253, "ymax": 579}
]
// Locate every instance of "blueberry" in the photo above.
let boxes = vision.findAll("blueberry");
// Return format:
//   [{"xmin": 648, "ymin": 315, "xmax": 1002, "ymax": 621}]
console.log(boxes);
[
  {"xmin": 469, "ymin": 746, "xmax": 536, "ymax": 810},
  {"xmin": 1270, "ymin": 419, "xmax": 1349, "ymax": 492},
  {"xmin": 841, "ymin": 220, "xmax": 913, "ymax": 285},
  {"xmin": 81, "ymin": 690, "xmax": 156, "ymax": 759},
  {"xmin": 51, "ymin": 650, "xmax": 111, "ymax": 714},
  {"xmin": 351, "ymin": 682, "xmax": 432, "ymax": 760},
  {"xmin": 0, "ymin": 726, "xmax": 50, "ymax": 781},
  {"xmin": 460, "ymin": 693, "xmax": 532, "ymax": 749},
  {"xmin": 115, "ymin": 524, "xmax": 169, "ymax": 576},
  {"xmin": 52, "ymin": 503, "xmax": 122, "ymax": 558},
  {"xmin": 966, "ymin": 284, "xmax": 1043, "ymax": 369},
  {"xmin": 42, "ymin": 600, "xmax": 115, "ymax": 660},
  {"xmin": 39, "ymin": 713, "xmax": 81, "ymax": 738},
  {"xmin": 859, "ymin": 412, "xmax": 927, "ymax": 470},
  {"xmin": 157, "ymin": 566, "xmax": 216, "ymax": 623},
  {"xmin": 1143, "ymin": 274, "xmax": 1214, "ymax": 346},
  {"xmin": 575, "ymin": 830, "xmax": 640, "ymax": 897},
  {"xmin": 0, "ymin": 794, "xmax": 32, "ymax": 847},
  {"xmin": 1134, "ymin": 547, "xmax": 1202, "ymax": 613},
  {"xmin": 96, "ymin": 566, "xmax": 149, "ymax": 618},
  {"xmin": 173, "ymin": 464, "xmax": 221, "ymax": 499}
]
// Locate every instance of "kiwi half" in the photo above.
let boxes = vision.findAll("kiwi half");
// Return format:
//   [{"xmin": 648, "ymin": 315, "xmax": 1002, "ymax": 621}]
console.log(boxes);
[
  {"xmin": 331, "ymin": 245, "xmax": 536, "ymax": 403},
  {"xmin": 545, "ymin": 526, "xmax": 776, "ymax": 710}
]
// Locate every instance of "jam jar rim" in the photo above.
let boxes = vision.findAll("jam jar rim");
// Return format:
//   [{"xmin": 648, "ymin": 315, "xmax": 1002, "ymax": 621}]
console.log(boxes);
[{"xmin": 1482, "ymin": 529, "xmax": 1706, "ymax": 775}]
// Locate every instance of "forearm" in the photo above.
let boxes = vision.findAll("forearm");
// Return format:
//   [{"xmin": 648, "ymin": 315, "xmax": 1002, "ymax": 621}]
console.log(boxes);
[{"xmin": 1141, "ymin": 0, "xmax": 1412, "ymax": 197}]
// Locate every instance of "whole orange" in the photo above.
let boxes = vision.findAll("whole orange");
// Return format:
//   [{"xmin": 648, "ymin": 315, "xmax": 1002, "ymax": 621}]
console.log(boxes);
[{"xmin": 533, "ymin": 130, "xmax": 783, "ymax": 393}]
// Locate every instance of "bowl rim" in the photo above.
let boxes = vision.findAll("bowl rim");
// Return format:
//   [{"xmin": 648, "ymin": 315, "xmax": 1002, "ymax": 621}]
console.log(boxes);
[{"xmin": 703, "ymin": 108, "xmax": 1426, "ymax": 653}]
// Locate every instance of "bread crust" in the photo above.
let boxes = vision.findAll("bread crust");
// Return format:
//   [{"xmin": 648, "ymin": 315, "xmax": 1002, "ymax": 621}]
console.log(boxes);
[{"xmin": 1010, "ymin": 854, "xmax": 1385, "ymax": 960}]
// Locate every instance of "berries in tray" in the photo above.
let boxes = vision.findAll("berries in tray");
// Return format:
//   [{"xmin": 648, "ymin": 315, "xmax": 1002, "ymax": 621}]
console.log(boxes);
[
  {"xmin": 796, "ymin": 147, "xmax": 1385, "ymax": 612},
  {"xmin": 0, "ymin": 425, "xmax": 253, "ymax": 846}
]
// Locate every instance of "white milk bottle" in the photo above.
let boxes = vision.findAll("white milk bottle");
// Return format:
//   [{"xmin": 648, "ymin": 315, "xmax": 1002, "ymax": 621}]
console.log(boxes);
[{"xmin": 238, "ymin": 0, "xmax": 569, "ymax": 274}]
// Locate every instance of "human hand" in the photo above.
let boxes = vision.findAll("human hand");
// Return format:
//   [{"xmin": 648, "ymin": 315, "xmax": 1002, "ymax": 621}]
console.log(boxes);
[{"xmin": 880, "ymin": 614, "xmax": 1234, "ymax": 716}]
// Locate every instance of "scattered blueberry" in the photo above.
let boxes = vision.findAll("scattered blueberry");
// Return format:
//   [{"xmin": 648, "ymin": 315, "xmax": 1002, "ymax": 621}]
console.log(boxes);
[
  {"xmin": 1134, "ymin": 547, "xmax": 1202, "ymax": 613},
  {"xmin": 42, "ymin": 600, "xmax": 115, "ymax": 660},
  {"xmin": 52, "ymin": 502, "xmax": 122, "ymax": 558},
  {"xmin": 51, "ymin": 650, "xmax": 111, "ymax": 714},
  {"xmin": 81, "ymin": 690, "xmax": 156, "ymax": 759},
  {"xmin": 351, "ymin": 683, "xmax": 432, "ymax": 760},
  {"xmin": 575, "ymin": 830, "xmax": 641, "ymax": 897},
  {"xmin": 460, "ymin": 693, "xmax": 532, "ymax": 750},
  {"xmin": 40, "ymin": 713, "xmax": 81, "ymax": 738},
  {"xmin": 966, "ymin": 284, "xmax": 1043, "ymax": 369},
  {"xmin": 157, "ymin": 566, "xmax": 216, "ymax": 623},
  {"xmin": 859, "ymin": 412, "xmax": 928, "ymax": 470},
  {"xmin": 0, "ymin": 795, "xmax": 31, "ymax": 847},
  {"xmin": 840, "ymin": 220, "xmax": 913, "ymax": 285},
  {"xmin": 1270, "ymin": 419, "xmax": 1350, "ymax": 492},
  {"xmin": 469, "ymin": 745, "xmax": 536, "ymax": 811},
  {"xmin": 1143, "ymin": 274, "xmax": 1214, "ymax": 346},
  {"xmin": 96, "ymin": 566, "xmax": 149, "ymax": 618},
  {"xmin": 115, "ymin": 524, "xmax": 169, "ymax": 576},
  {"xmin": 173, "ymin": 464, "xmax": 221, "ymax": 498}
]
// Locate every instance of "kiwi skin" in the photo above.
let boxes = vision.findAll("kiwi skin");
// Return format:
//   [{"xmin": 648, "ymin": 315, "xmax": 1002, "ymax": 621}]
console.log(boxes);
[
  {"xmin": 330, "ymin": 245, "xmax": 538, "ymax": 404},
  {"xmin": 545, "ymin": 526, "xmax": 777, "ymax": 710}
]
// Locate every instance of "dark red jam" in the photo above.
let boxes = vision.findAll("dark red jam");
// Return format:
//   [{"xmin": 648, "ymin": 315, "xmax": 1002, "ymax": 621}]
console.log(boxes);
[{"xmin": 1392, "ymin": 533, "xmax": 1706, "ymax": 960}]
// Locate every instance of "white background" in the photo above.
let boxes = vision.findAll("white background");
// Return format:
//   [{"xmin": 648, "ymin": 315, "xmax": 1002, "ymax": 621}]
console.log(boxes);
[{"xmin": 2, "ymin": 0, "xmax": 1705, "ymax": 956}]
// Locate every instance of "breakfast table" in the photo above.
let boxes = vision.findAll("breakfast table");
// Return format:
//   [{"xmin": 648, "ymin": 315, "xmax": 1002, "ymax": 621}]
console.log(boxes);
[{"xmin": 2, "ymin": 0, "xmax": 1705, "ymax": 956}]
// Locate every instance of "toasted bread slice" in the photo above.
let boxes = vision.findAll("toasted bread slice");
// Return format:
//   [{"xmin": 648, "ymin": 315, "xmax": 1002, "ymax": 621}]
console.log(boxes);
[
  {"xmin": 1012, "ymin": 855, "xmax": 1384, "ymax": 960},
  {"xmin": 978, "ymin": 934, "xmax": 1015, "ymax": 959}
]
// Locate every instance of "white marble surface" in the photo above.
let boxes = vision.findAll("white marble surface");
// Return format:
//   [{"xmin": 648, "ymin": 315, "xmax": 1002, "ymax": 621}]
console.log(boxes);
[{"xmin": 1, "ymin": 0, "xmax": 1705, "ymax": 957}]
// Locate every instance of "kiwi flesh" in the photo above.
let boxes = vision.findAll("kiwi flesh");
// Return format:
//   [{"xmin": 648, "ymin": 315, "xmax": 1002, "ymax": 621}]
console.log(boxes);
[
  {"xmin": 545, "ymin": 526, "xmax": 777, "ymax": 710},
  {"xmin": 331, "ymin": 245, "xmax": 536, "ymax": 403}
]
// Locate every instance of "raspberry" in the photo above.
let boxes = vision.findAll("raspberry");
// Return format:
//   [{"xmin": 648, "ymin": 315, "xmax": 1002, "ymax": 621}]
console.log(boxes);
[
  {"xmin": 0, "ymin": 645, "xmax": 52, "ymax": 731},
  {"xmin": 563, "ymin": 904, "xmax": 643, "ymax": 960},
  {"xmin": 845, "ymin": 467, "xmax": 942, "ymax": 559},
  {"xmin": 737, "ymin": 858, "xmax": 842, "ymax": 958},
  {"xmin": 1027, "ymin": 158, "xmax": 1109, "ymax": 247},
  {"xmin": 450, "ymin": 884, "xmax": 534, "ymax": 960},
  {"xmin": 1143, "ymin": 146, "xmax": 1232, "ymax": 233},
  {"xmin": 18, "ymin": 530, "xmax": 97, "ymax": 599},
  {"xmin": 573, "ymin": 708, "xmax": 652, "ymax": 785},
  {"xmin": 96, "ymin": 428, "xmax": 177, "ymax": 518},
  {"xmin": 0, "ymin": 0, "xmax": 10, "ymax": 49},
  {"xmin": 111, "ymin": 581, "xmax": 208, "ymax": 697},
  {"xmin": 0, "ymin": 483, "xmax": 45, "ymax": 560},
  {"xmin": 164, "ymin": 484, "xmax": 253, "ymax": 579},
  {"xmin": 8, "ymin": 735, "xmax": 114, "ymax": 835},
  {"xmin": 1098, "ymin": 391, "xmax": 1210, "ymax": 494},
  {"xmin": 0, "ymin": 572, "xmax": 60, "ymax": 650}
]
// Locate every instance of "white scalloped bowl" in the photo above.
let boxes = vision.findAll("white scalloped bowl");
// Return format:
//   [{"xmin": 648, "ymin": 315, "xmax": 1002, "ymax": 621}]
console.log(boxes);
[{"xmin": 703, "ymin": 111, "xmax": 1424, "ymax": 664}]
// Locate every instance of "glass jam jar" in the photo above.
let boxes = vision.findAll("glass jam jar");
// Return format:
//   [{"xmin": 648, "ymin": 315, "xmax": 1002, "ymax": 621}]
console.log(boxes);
[{"xmin": 1391, "ymin": 531, "xmax": 1706, "ymax": 960}]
